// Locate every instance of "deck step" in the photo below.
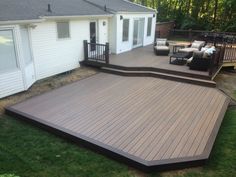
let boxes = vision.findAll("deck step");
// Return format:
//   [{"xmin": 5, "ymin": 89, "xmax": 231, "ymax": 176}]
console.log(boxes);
[{"xmin": 101, "ymin": 67, "xmax": 216, "ymax": 88}]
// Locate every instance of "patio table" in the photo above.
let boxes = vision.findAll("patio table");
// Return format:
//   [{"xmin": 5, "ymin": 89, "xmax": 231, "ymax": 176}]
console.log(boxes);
[
  {"xmin": 169, "ymin": 52, "xmax": 190, "ymax": 65},
  {"xmin": 172, "ymin": 43, "xmax": 190, "ymax": 54}
]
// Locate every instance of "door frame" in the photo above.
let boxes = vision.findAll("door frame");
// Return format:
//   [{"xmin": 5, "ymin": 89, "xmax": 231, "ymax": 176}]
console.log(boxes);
[
  {"xmin": 22, "ymin": 26, "xmax": 36, "ymax": 89},
  {"xmin": 132, "ymin": 18, "xmax": 145, "ymax": 49}
]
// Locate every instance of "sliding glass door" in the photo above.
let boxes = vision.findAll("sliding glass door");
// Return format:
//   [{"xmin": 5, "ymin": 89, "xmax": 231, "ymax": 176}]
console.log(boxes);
[{"xmin": 133, "ymin": 18, "xmax": 145, "ymax": 48}]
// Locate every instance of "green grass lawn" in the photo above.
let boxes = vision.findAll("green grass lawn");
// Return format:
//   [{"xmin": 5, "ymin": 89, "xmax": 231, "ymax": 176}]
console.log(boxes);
[{"xmin": 0, "ymin": 109, "xmax": 236, "ymax": 177}]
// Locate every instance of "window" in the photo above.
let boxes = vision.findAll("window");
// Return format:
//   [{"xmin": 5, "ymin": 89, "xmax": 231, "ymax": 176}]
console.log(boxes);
[
  {"xmin": 147, "ymin": 17, "xmax": 152, "ymax": 36},
  {"xmin": 57, "ymin": 22, "xmax": 70, "ymax": 39},
  {"xmin": 0, "ymin": 30, "xmax": 18, "ymax": 72},
  {"xmin": 122, "ymin": 19, "xmax": 129, "ymax": 42}
]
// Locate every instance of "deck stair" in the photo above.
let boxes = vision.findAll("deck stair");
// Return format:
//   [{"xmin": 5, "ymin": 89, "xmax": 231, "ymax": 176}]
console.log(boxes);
[{"xmin": 101, "ymin": 67, "xmax": 216, "ymax": 88}]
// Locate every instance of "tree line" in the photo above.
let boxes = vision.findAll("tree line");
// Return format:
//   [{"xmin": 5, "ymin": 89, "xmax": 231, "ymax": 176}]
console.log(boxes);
[{"xmin": 129, "ymin": 0, "xmax": 236, "ymax": 32}]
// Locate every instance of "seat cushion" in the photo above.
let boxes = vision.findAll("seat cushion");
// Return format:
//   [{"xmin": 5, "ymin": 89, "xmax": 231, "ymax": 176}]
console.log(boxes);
[
  {"xmin": 179, "ymin": 48, "xmax": 199, "ymax": 53},
  {"xmin": 191, "ymin": 41, "xmax": 205, "ymax": 49},
  {"xmin": 155, "ymin": 46, "xmax": 169, "ymax": 51}
]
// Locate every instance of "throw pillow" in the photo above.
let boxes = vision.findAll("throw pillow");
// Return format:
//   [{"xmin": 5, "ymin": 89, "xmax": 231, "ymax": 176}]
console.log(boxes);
[
  {"xmin": 191, "ymin": 42, "xmax": 201, "ymax": 49},
  {"xmin": 156, "ymin": 40, "xmax": 166, "ymax": 46},
  {"xmin": 203, "ymin": 52, "xmax": 211, "ymax": 59}
]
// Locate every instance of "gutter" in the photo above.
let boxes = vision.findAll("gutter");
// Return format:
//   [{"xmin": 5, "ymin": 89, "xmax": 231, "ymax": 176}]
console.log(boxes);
[
  {"xmin": 0, "ymin": 19, "xmax": 45, "ymax": 25},
  {"xmin": 116, "ymin": 11, "xmax": 156, "ymax": 14},
  {"xmin": 41, "ymin": 14, "xmax": 113, "ymax": 20},
  {"xmin": 0, "ymin": 14, "xmax": 113, "ymax": 25}
]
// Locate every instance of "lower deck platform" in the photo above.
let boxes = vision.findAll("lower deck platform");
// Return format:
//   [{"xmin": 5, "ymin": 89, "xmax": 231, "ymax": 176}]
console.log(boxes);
[{"xmin": 6, "ymin": 73, "xmax": 230, "ymax": 171}]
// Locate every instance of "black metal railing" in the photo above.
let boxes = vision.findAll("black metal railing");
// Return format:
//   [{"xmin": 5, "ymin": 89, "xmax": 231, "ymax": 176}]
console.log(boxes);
[
  {"xmin": 209, "ymin": 46, "xmax": 225, "ymax": 76},
  {"xmin": 84, "ymin": 40, "xmax": 109, "ymax": 64},
  {"xmin": 170, "ymin": 29, "xmax": 236, "ymax": 44}
]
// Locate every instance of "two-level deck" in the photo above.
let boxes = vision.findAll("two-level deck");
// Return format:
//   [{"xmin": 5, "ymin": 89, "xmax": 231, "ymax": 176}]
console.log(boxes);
[{"xmin": 83, "ymin": 44, "xmax": 222, "ymax": 87}]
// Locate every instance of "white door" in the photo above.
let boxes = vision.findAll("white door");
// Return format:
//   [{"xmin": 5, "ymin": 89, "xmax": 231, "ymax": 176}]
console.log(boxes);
[
  {"xmin": 133, "ymin": 18, "xmax": 145, "ymax": 48},
  {"xmin": 20, "ymin": 27, "xmax": 36, "ymax": 89}
]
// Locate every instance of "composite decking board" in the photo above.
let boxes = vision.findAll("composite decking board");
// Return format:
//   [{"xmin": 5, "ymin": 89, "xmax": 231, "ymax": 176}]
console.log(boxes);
[
  {"xmin": 72, "ymin": 79, "xmax": 165, "ymax": 137},
  {"xmin": 87, "ymin": 81, "xmax": 169, "ymax": 140},
  {"xmin": 150, "ymin": 88, "xmax": 213, "ymax": 160},
  {"xmin": 180, "ymin": 94, "xmax": 224, "ymax": 157},
  {"xmin": 109, "ymin": 45, "xmax": 209, "ymax": 77},
  {"xmin": 121, "ymin": 83, "xmax": 195, "ymax": 155},
  {"xmin": 107, "ymin": 83, "xmax": 184, "ymax": 149},
  {"xmin": 160, "ymin": 90, "xmax": 218, "ymax": 160},
  {"xmin": 7, "ymin": 73, "xmax": 229, "ymax": 169},
  {"xmin": 50, "ymin": 77, "xmax": 142, "ymax": 127},
  {"xmin": 166, "ymin": 92, "xmax": 219, "ymax": 159},
  {"xmin": 92, "ymin": 80, "xmax": 176, "ymax": 143},
  {"xmin": 67, "ymin": 79, "xmax": 165, "ymax": 136},
  {"xmin": 139, "ymin": 86, "xmax": 207, "ymax": 160},
  {"xmin": 191, "ymin": 95, "xmax": 226, "ymax": 156},
  {"xmin": 185, "ymin": 95, "xmax": 222, "ymax": 156}
]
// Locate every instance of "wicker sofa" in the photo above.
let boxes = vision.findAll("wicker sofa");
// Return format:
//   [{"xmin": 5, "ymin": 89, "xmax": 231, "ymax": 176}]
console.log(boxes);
[{"xmin": 188, "ymin": 48, "xmax": 220, "ymax": 71}]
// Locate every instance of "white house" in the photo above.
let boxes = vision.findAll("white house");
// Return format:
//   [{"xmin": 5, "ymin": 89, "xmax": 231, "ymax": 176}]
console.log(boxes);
[{"xmin": 0, "ymin": 0, "xmax": 156, "ymax": 99}]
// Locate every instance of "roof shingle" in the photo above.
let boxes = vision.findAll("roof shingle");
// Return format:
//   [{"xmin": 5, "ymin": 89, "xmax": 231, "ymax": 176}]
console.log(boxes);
[{"xmin": 0, "ymin": 0, "xmax": 155, "ymax": 22}]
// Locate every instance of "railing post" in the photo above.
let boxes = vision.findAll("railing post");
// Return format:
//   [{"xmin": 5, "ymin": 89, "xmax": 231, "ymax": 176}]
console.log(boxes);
[
  {"xmin": 188, "ymin": 29, "xmax": 192, "ymax": 41},
  {"xmin": 105, "ymin": 42, "xmax": 109, "ymax": 64},
  {"xmin": 83, "ymin": 40, "xmax": 88, "ymax": 61}
]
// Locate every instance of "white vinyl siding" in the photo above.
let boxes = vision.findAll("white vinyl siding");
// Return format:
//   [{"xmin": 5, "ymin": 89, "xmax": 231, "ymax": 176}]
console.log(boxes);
[
  {"xmin": 122, "ymin": 19, "xmax": 129, "ymax": 42},
  {"xmin": 57, "ymin": 22, "xmax": 70, "ymax": 39},
  {"xmin": 30, "ymin": 19, "xmax": 108, "ymax": 80},
  {"xmin": 0, "ymin": 70, "xmax": 24, "ymax": 98}
]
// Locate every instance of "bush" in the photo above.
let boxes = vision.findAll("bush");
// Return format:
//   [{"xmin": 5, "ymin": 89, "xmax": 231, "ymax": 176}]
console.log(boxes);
[{"xmin": 0, "ymin": 175, "xmax": 20, "ymax": 177}]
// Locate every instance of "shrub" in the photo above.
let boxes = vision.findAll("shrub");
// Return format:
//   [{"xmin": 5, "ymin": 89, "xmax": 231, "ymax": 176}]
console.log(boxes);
[{"xmin": 0, "ymin": 174, "xmax": 20, "ymax": 177}]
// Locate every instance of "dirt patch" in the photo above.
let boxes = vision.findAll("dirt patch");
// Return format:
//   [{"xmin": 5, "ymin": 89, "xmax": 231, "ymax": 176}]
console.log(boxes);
[
  {"xmin": 0, "ymin": 67, "xmax": 98, "ymax": 115},
  {"xmin": 215, "ymin": 70, "xmax": 236, "ymax": 103}
]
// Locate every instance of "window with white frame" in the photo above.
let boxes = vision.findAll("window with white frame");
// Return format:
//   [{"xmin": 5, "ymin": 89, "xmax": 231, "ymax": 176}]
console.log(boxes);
[
  {"xmin": 0, "ymin": 29, "xmax": 18, "ymax": 72},
  {"xmin": 147, "ymin": 17, "xmax": 152, "ymax": 36},
  {"xmin": 122, "ymin": 19, "xmax": 129, "ymax": 42},
  {"xmin": 57, "ymin": 22, "xmax": 70, "ymax": 39}
]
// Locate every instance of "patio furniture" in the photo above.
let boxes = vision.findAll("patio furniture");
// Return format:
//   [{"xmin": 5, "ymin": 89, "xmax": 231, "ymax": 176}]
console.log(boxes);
[
  {"xmin": 188, "ymin": 47, "xmax": 220, "ymax": 71},
  {"xmin": 178, "ymin": 40, "xmax": 206, "ymax": 58},
  {"xmin": 169, "ymin": 52, "xmax": 190, "ymax": 65},
  {"xmin": 172, "ymin": 43, "xmax": 190, "ymax": 54},
  {"xmin": 154, "ymin": 38, "xmax": 170, "ymax": 56}
]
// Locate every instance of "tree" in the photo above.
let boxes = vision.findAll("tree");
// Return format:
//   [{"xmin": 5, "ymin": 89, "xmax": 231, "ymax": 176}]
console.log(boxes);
[{"xmin": 129, "ymin": 0, "xmax": 236, "ymax": 32}]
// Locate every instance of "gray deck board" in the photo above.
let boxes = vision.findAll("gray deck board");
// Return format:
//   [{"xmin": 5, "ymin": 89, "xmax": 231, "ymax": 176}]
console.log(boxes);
[
  {"xmin": 6, "ymin": 73, "xmax": 230, "ymax": 169},
  {"xmin": 109, "ymin": 45, "xmax": 209, "ymax": 77}
]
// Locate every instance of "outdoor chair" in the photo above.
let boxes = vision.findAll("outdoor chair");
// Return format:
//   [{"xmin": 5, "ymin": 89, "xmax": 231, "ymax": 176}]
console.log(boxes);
[
  {"xmin": 188, "ymin": 46, "xmax": 219, "ymax": 71},
  {"xmin": 179, "ymin": 40, "xmax": 206, "ymax": 58},
  {"xmin": 154, "ymin": 38, "xmax": 170, "ymax": 56}
]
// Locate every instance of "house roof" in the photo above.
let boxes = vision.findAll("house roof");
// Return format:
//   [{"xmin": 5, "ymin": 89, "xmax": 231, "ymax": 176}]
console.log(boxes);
[
  {"xmin": 0, "ymin": 0, "xmax": 155, "ymax": 22},
  {"xmin": 85, "ymin": 0, "xmax": 156, "ymax": 13},
  {"xmin": 0, "ymin": 0, "xmax": 111, "ymax": 22}
]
